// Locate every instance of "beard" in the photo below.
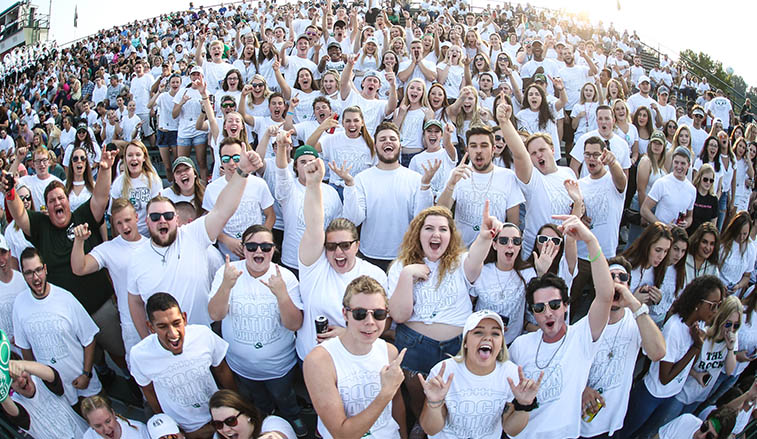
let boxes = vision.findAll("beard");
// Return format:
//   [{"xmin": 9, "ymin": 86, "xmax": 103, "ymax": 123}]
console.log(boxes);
[
  {"xmin": 377, "ymin": 149, "xmax": 400, "ymax": 164},
  {"xmin": 152, "ymin": 227, "xmax": 178, "ymax": 247}
]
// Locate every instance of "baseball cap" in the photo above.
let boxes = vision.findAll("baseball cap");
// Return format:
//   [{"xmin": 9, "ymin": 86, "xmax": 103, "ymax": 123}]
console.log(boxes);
[
  {"xmin": 76, "ymin": 121, "xmax": 88, "ymax": 132},
  {"xmin": 44, "ymin": 117, "xmax": 55, "ymax": 125},
  {"xmin": 293, "ymin": 144, "xmax": 319, "ymax": 161},
  {"xmin": 533, "ymin": 73, "xmax": 547, "ymax": 83},
  {"xmin": 531, "ymin": 39, "xmax": 543, "ymax": 46},
  {"xmin": 672, "ymin": 146, "xmax": 692, "ymax": 163},
  {"xmin": 462, "ymin": 310, "xmax": 505, "ymax": 342},
  {"xmin": 363, "ymin": 70, "xmax": 380, "ymax": 81},
  {"xmin": 364, "ymin": 36, "xmax": 379, "ymax": 46},
  {"xmin": 637, "ymin": 75, "xmax": 651, "ymax": 87},
  {"xmin": 657, "ymin": 85, "xmax": 669, "ymax": 95},
  {"xmin": 190, "ymin": 65, "xmax": 203, "ymax": 75},
  {"xmin": 172, "ymin": 156, "xmax": 197, "ymax": 173},
  {"xmin": 147, "ymin": 414, "xmax": 180, "ymax": 439},
  {"xmin": 296, "ymin": 33, "xmax": 310, "ymax": 42},
  {"xmin": 327, "ymin": 41, "xmax": 341, "ymax": 50},
  {"xmin": 440, "ymin": 41, "xmax": 451, "ymax": 48},
  {"xmin": 423, "ymin": 119, "xmax": 443, "ymax": 131},
  {"xmin": 0, "ymin": 234, "xmax": 9, "ymax": 251},
  {"xmin": 649, "ymin": 130, "xmax": 666, "ymax": 145}
]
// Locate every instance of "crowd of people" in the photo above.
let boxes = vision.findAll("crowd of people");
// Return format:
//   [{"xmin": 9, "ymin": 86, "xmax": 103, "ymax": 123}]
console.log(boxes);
[{"xmin": 0, "ymin": 0, "xmax": 757, "ymax": 438}]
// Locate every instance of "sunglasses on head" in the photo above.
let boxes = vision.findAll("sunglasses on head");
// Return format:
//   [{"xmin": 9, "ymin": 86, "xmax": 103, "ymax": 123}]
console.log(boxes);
[
  {"xmin": 345, "ymin": 306, "xmax": 388, "ymax": 320},
  {"xmin": 244, "ymin": 242, "xmax": 274, "ymax": 252},
  {"xmin": 221, "ymin": 154, "xmax": 241, "ymax": 164},
  {"xmin": 610, "ymin": 272, "xmax": 629, "ymax": 283},
  {"xmin": 211, "ymin": 412, "xmax": 243, "ymax": 430},
  {"xmin": 531, "ymin": 299, "xmax": 562, "ymax": 313},
  {"xmin": 537, "ymin": 235, "xmax": 562, "ymax": 246},
  {"xmin": 497, "ymin": 236, "xmax": 522, "ymax": 246},
  {"xmin": 148, "ymin": 211, "xmax": 175, "ymax": 221},
  {"xmin": 702, "ymin": 298, "xmax": 721, "ymax": 311},
  {"xmin": 724, "ymin": 321, "xmax": 741, "ymax": 330},
  {"xmin": 324, "ymin": 240, "xmax": 356, "ymax": 252},
  {"xmin": 71, "ymin": 155, "xmax": 86, "ymax": 163}
]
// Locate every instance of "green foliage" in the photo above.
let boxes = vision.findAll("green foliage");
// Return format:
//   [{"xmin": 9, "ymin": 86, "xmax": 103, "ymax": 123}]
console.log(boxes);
[{"xmin": 678, "ymin": 49, "xmax": 755, "ymax": 109}]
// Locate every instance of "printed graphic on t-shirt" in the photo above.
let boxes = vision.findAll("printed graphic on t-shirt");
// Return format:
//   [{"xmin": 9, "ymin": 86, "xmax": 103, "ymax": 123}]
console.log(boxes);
[
  {"xmin": 129, "ymin": 187, "xmax": 153, "ymax": 211},
  {"xmin": 524, "ymin": 361, "xmax": 563, "ymax": 404},
  {"xmin": 20, "ymin": 386, "xmax": 85, "ymax": 438},
  {"xmin": 230, "ymin": 298, "xmax": 282, "ymax": 348},
  {"xmin": 583, "ymin": 185, "xmax": 610, "ymax": 227},
  {"xmin": 413, "ymin": 277, "xmax": 458, "ymax": 320},
  {"xmin": 475, "ymin": 281, "xmax": 524, "ymax": 326},
  {"xmin": 153, "ymin": 358, "xmax": 217, "ymax": 408},
  {"xmin": 443, "ymin": 388, "xmax": 509, "ymax": 437},
  {"xmin": 587, "ymin": 336, "xmax": 633, "ymax": 394},
  {"xmin": 697, "ymin": 350, "xmax": 726, "ymax": 371},
  {"xmin": 543, "ymin": 178, "xmax": 573, "ymax": 216},
  {"xmin": 0, "ymin": 299, "xmax": 15, "ymax": 340},
  {"xmin": 328, "ymin": 149, "xmax": 372, "ymax": 180},
  {"xmin": 338, "ymin": 369, "xmax": 392, "ymax": 430},
  {"xmin": 23, "ymin": 313, "xmax": 70, "ymax": 364},
  {"xmin": 456, "ymin": 190, "xmax": 508, "ymax": 229},
  {"xmin": 225, "ymin": 200, "xmax": 263, "ymax": 238}
]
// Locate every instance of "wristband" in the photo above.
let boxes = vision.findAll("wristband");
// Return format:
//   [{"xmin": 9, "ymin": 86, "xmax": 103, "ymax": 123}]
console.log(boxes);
[
  {"xmin": 426, "ymin": 399, "xmax": 444, "ymax": 408},
  {"xmin": 512, "ymin": 397, "xmax": 538, "ymax": 412},
  {"xmin": 236, "ymin": 167, "xmax": 250, "ymax": 178},
  {"xmin": 83, "ymin": 370, "xmax": 93, "ymax": 378},
  {"xmin": 420, "ymin": 184, "xmax": 430, "ymax": 190},
  {"xmin": 5, "ymin": 188, "xmax": 14, "ymax": 201},
  {"xmin": 633, "ymin": 303, "xmax": 649, "ymax": 319},
  {"xmin": 286, "ymin": 111, "xmax": 295, "ymax": 116},
  {"xmin": 588, "ymin": 249, "xmax": 602, "ymax": 263}
]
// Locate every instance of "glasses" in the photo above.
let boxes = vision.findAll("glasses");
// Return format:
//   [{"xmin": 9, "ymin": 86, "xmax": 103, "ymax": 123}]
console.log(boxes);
[
  {"xmin": 497, "ymin": 236, "xmax": 522, "ymax": 246},
  {"xmin": 724, "ymin": 321, "xmax": 741, "ymax": 330},
  {"xmin": 494, "ymin": 135, "xmax": 504, "ymax": 141},
  {"xmin": 221, "ymin": 103, "xmax": 236, "ymax": 109},
  {"xmin": 221, "ymin": 154, "xmax": 241, "ymax": 164},
  {"xmin": 699, "ymin": 420, "xmax": 715, "ymax": 439},
  {"xmin": 244, "ymin": 242, "xmax": 274, "ymax": 252},
  {"xmin": 583, "ymin": 151, "xmax": 602, "ymax": 159},
  {"xmin": 33, "ymin": 158, "xmax": 49, "ymax": 165},
  {"xmin": 702, "ymin": 177, "xmax": 714, "ymax": 183},
  {"xmin": 148, "ymin": 211, "xmax": 176, "ymax": 221},
  {"xmin": 19, "ymin": 194, "xmax": 31, "ymax": 202},
  {"xmin": 324, "ymin": 240, "xmax": 357, "ymax": 252},
  {"xmin": 22, "ymin": 266, "xmax": 45, "ymax": 278},
  {"xmin": 537, "ymin": 235, "xmax": 562, "ymax": 246},
  {"xmin": 71, "ymin": 155, "xmax": 86, "ymax": 163},
  {"xmin": 695, "ymin": 114, "xmax": 704, "ymax": 118},
  {"xmin": 211, "ymin": 412, "xmax": 243, "ymax": 430},
  {"xmin": 610, "ymin": 272, "xmax": 629, "ymax": 283},
  {"xmin": 344, "ymin": 307, "xmax": 388, "ymax": 321},
  {"xmin": 531, "ymin": 299, "xmax": 563, "ymax": 314},
  {"xmin": 251, "ymin": 82, "xmax": 265, "ymax": 88},
  {"xmin": 702, "ymin": 299, "xmax": 721, "ymax": 311}
]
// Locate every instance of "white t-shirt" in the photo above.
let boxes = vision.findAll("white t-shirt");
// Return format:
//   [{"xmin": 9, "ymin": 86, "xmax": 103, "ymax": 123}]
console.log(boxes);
[
  {"xmin": 570, "ymin": 102, "xmax": 599, "ymax": 138},
  {"xmin": 173, "ymin": 87, "xmax": 204, "ymax": 139},
  {"xmin": 677, "ymin": 335, "xmax": 732, "ymax": 405},
  {"xmin": 83, "ymin": 417, "xmax": 149, "ymax": 439},
  {"xmin": 658, "ymin": 413, "xmax": 701, "ymax": 439},
  {"xmin": 202, "ymin": 175, "xmax": 274, "ymax": 259},
  {"xmin": 296, "ymin": 252, "xmax": 387, "ymax": 360},
  {"xmin": 570, "ymin": 131, "xmax": 632, "ymax": 178},
  {"xmin": 156, "ymin": 92, "xmax": 181, "ymax": 131},
  {"xmin": 577, "ymin": 172, "xmax": 625, "ymax": 259},
  {"xmin": 344, "ymin": 167, "xmax": 432, "ymax": 259},
  {"xmin": 4, "ymin": 222, "xmax": 33, "ymax": 264},
  {"xmin": 518, "ymin": 167, "xmax": 576, "ymax": 258},
  {"xmin": 581, "ymin": 309, "xmax": 642, "ymax": 437},
  {"xmin": 320, "ymin": 133, "xmax": 376, "ymax": 186},
  {"xmin": 450, "ymin": 167, "xmax": 525, "ymax": 246},
  {"xmin": 408, "ymin": 148, "xmax": 456, "ymax": 198},
  {"xmin": 558, "ymin": 65, "xmax": 591, "ymax": 111},
  {"xmin": 343, "ymin": 90, "xmax": 389, "ymax": 136},
  {"xmin": 437, "ymin": 63, "xmax": 465, "ymax": 100},
  {"xmin": 110, "ymin": 173, "xmax": 163, "ymax": 237},
  {"xmin": 202, "ymin": 61, "xmax": 234, "ymax": 95},
  {"xmin": 130, "ymin": 73, "xmax": 155, "ymax": 114},
  {"xmin": 387, "ymin": 255, "xmax": 473, "ymax": 327},
  {"xmin": 129, "ymin": 325, "xmax": 228, "ymax": 432},
  {"xmin": 516, "ymin": 109, "xmax": 561, "ymax": 161},
  {"xmin": 12, "ymin": 285, "xmax": 102, "ymax": 405},
  {"xmin": 11, "ymin": 374, "xmax": 89, "ymax": 439},
  {"xmin": 0, "ymin": 270, "xmax": 27, "ymax": 351},
  {"xmin": 720, "ymin": 243, "xmax": 752, "ymax": 287},
  {"xmin": 120, "ymin": 114, "xmax": 142, "ymax": 142},
  {"xmin": 210, "ymin": 262, "xmax": 302, "ymax": 380},
  {"xmin": 398, "ymin": 108, "xmax": 427, "ymax": 150},
  {"xmin": 707, "ymin": 97, "xmax": 733, "ymax": 129},
  {"xmin": 509, "ymin": 317, "xmax": 600, "ymax": 439},
  {"xmin": 19, "ymin": 174, "xmax": 62, "ymax": 212},
  {"xmin": 127, "ymin": 217, "xmax": 215, "ymax": 327},
  {"xmin": 471, "ymin": 265, "xmax": 537, "ymax": 344},
  {"xmin": 647, "ymin": 173, "xmax": 696, "ymax": 225},
  {"xmin": 428, "ymin": 358, "xmax": 519, "ymax": 439},
  {"xmin": 644, "ymin": 315, "xmax": 697, "ymax": 398},
  {"xmin": 626, "ymin": 93, "xmax": 656, "ymax": 122}
]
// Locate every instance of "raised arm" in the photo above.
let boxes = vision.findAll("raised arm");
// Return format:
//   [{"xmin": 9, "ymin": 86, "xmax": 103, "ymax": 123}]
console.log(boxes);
[
  {"xmin": 299, "ymin": 158, "xmax": 327, "ymax": 267},
  {"xmin": 273, "ymin": 60, "xmax": 292, "ymax": 100},
  {"xmin": 497, "ymin": 101, "xmax": 533, "ymax": 183},
  {"xmin": 91, "ymin": 150, "xmax": 116, "ymax": 221},
  {"xmin": 2, "ymin": 174, "xmax": 31, "ymax": 236},
  {"xmin": 464, "ymin": 200, "xmax": 501, "ymax": 283},
  {"xmin": 199, "ymin": 81, "xmax": 220, "ymax": 140},
  {"xmin": 194, "ymin": 31, "xmax": 207, "ymax": 66},
  {"xmin": 602, "ymin": 149, "xmax": 627, "ymax": 193},
  {"xmin": 238, "ymin": 85, "xmax": 256, "ymax": 126},
  {"xmin": 71, "ymin": 224, "xmax": 101, "ymax": 276},
  {"xmin": 340, "ymin": 54, "xmax": 358, "ymax": 100}
]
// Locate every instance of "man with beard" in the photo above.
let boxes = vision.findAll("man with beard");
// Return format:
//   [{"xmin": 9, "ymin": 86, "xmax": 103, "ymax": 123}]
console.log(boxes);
[
  {"xmin": 12, "ymin": 248, "xmax": 102, "ymax": 406},
  {"xmin": 570, "ymin": 105, "xmax": 632, "ymax": 178},
  {"xmin": 437, "ymin": 125, "xmax": 524, "ymax": 246},
  {"xmin": 128, "ymin": 138, "xmax": 263, "ymax": 338},
  {"xmin": 333, "ymin": 122, "xmax": 436, "ymax": 270},
  {"xmin": 129, "ymin": 293, "xmax": 234, "ymax": 439},
  {"xmin": 627, "ymin": 75, "xmax": 662, "ymax": 127}
]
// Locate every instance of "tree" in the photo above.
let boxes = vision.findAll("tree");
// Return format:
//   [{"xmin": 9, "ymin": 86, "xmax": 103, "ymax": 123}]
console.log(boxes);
[{"xmin": 678, "ymin": 49, "xmax": 753, "ymax": 110}]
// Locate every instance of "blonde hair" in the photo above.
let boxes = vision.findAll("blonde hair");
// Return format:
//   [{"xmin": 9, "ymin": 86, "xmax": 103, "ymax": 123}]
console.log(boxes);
[
  {"xmin": 399, "ymin": 79, "xmax": 431, "ymax": 109},
  {"xmin": 705, "ymin": 295, "xmax": 742, "ymax": 340},
  {"xmin": 454, "ymin": 323, "xmax": 509, "ymax": 363},
  {"xmin": 81, "ymin": 395, "xmax": 139, "ymax": 432},
  {"xmin": 693, "ymin": 164, "xmax": 717, "ymax": 196},
  {"xmin": 579, "ymin": 82, "xmax": 599, "ymax": 104},
  {"xmin": 121, "ymin": 140, "xmax": 159, "ymax": 199},
  {"xmin": 455, "ymin": 85, "xmax": 483, "ymax": 132},
  {"xmin": 342, "ymin": 275, "xmax": 388, "ymax": 308}
]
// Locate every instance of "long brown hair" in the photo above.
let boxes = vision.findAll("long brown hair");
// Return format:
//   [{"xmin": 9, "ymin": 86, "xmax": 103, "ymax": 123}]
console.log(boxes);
[
  {"xmin": 526, "ymin": 223, "xmax": 565, "ymax": 275},
  {"xmin": 484, "ymin": 223, "xmax": 534, "ymax": 290},
  {"xmin": 720, "ymin": 211, "xmax": 751, "ymax": 265},
  {"xmin": 688, "ymin": 222, "xmax": 720, "ymax": 267},
  {"xmin": 521, "ymin": 83, "xmax": 554, "ymax": 130},
  {"xmin": 64, "ymin": 146, "xmax": 95, "ymax": 194},
  {"xmin": 342, "ymin": 106, "xmax": 375, "ymax": 157},
  {"xmin": 396, "ymin": 206, "xmax": 464, "ymax": 287},
  {"xmin": 622, "ymin": 222, "xmax": 672, "ymax": 287},
  {"xmin": 670, "ymin": 226, "xmax": 689, "ymax": 293}
]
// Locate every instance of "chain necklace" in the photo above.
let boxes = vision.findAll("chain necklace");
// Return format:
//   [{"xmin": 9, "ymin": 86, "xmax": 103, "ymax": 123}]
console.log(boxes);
[
  {"xmin": 150, "ymin": 240, "xmax": 170, "ymax": 265},
  {"xmin": 535, "ymin": 329, "xmax": 567, "ymax": 370},
  {"xmin": 606, "ymin": 315, "xmax": 625, "ymax": 359}
]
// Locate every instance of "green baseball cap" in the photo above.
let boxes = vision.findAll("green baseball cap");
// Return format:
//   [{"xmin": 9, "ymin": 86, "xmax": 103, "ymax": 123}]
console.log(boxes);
[
  {"xmin": 293, "ymin": 145, "xmax": 319, "ymax": 161},
  {"xmin": 172, "ymin": 156, "xmax": 197, "ymax": 172}
]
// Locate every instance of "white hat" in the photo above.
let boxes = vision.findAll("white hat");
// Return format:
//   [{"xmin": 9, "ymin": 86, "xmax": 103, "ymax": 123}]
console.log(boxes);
[
  {"xmin": 462, "ymin": 310, "xmax": 505, "ymax": 341},
  {"xmin": 0, "ymin": 234, "xmax": 8, "ymax": 252},
  {"xmin": 44, "ymin": 117, "xmax": 55, "ymax": 125},
  {"xmin": 364, "ymin": 36, "xmax": 379, "ymax": 46},
  {"xmin": 147, "ymin": 414, "xmax": 181, "ymax": 439},
  {"xmin": 637, "ymin": 75, "xmax": 651, "ymax": 87},
  {"xmin": 189, "ymin": 65, "xmax": 203, "ymax": 75}
]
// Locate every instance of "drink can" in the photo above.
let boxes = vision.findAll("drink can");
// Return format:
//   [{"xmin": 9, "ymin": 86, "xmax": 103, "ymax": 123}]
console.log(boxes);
[{"xmin": 315, "ymin": 315, "xmax": 329, "ymax": 334}]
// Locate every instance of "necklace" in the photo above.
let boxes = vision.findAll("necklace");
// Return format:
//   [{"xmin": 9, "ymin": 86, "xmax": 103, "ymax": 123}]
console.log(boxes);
[
  {"xmin": 150, "ymin": 240, "xmax": 169, "ymax": 265},
  {"xmin": 606, "ymin": 316, "xmax": 624, "ymax": 359},
  {"xmin": 469, "ymin": 170, "xmax": 494, "ymax": 231},
  {"xmin": 535, "ymin": 330, "xmax": 567, "ymax": 370}
]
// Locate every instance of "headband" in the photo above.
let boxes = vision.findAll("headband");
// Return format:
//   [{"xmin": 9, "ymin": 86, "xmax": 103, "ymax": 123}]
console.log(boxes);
[{"xmin": 608, "ymin": 264, "xmax": 628, "ymax": 274}]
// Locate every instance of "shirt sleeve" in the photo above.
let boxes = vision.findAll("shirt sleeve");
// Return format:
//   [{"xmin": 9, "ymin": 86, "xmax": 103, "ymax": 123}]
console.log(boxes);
[
  {"xmin": 274, "ymin": 166, "xmax": 294, "ymax": 206},
  {"xmin": 207, "ymin": 327, "xmax": 229, "ymax": 367},
  {"xmin": 282, "ymin": 267, "xmax": 303, "ymax": 310},
  {"xmin": 70, "ymin": 294, "xmax": 100, "ymax": 346},
  {"xmin": 647, "ymin": 178, "xmax": 663, "ymax": 203}
]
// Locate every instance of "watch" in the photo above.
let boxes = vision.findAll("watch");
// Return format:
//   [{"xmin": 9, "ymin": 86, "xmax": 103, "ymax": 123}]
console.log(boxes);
[
  {"xmin": 633, "ymin": 303, "xmax": 650, "ymax": 319},
  {"xmin": 236, "ymin": 167, "xmax": 250, "ymax": 178},
  {"xmin": 83, "ymin": 370, "xmax": 93, "ymax": 378}
]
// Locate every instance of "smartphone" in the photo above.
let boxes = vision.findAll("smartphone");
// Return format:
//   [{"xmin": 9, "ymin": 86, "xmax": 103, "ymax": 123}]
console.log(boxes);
[
  {"xmin": 327, "ymin": 113, "xmax": 339, "ymax": 134},
  {"xmin": 702, "ymin": 373, "xmax": 712, "ymax": 386}
]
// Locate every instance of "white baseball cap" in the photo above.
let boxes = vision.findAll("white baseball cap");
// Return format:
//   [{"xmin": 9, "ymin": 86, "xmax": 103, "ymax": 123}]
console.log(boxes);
[
  {"xmin": 147, "ymin": 414, "xmax": 181, "ymax": 439},
  {"xmin": 462, "ymin": 310, "xmax": 505, "ymax": 341},
  {"xmin": 0, "ymin": 234, "xmax": 8, "ymax": 252}
]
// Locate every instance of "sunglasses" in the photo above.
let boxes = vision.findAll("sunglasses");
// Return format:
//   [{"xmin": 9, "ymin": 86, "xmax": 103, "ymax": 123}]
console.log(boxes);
[
  {"xmin": 610, "ymin": 272, "xmax": 629, "ymax": 283},
  {"xmin": 497, "ymin": 236, "xmax": 522, "ymax": 246},
  {"xmin": 531, "ymin": 299, "xmax": 562, "ymax": 314},
  {"xmin": 19, "ymin": 194, "xmax": 31, "ymax": 202},
  {"xmin": 702, "ymin": 177, "xmax": 714, "ymax": 183},
  {"xmin": 244, "ymin": 242, "xmax": 274, "ymax": 252},
  {"xmin": 221, "ymin": 154, "xmax": 241, "ymax": 164},
  {"xmin": 537, "ymin": 235, "xmax": 562, "ymax": 246},
  {"xmin": 724, "ymin": 321, "xmax": 741, "ymax": 330},
  {"xmin": 324, "ymin": 240, "xmax": 357, "ymax": 252},
  {"xmin": 702, "ymin": 298, "xmax": 721, "ymax": 311},
  {"xmin": 221, "ymin": 103, "xmax": 236, "ymax": 109},
  {"xmin": 71, "ymin": 155, "xmax": 87, "ymax": 163},
  {"xmin": 699, "ymin": 420, "xmax": 715, "ymax": 439},
  {"xmin": 345, "ymin": 307, "xmax": 388, "ymax": 321},
  {"xmin": 494, "ymin": 135, "xmax": 504, "ymax": 141},
  {"xmin": 148, "ymin": 211, "xmax": 176, "ymax": 221},
  {"xmin": 211, "ymin": 412, "xmax": 243, "ymax": 430},
  {"xmin": 251, "ymin": 82, "xmax": 265, "ymax": 88}
]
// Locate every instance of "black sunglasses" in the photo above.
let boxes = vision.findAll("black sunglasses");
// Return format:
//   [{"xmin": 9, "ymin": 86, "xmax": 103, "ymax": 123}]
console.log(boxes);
[
  {"xmin": 724, "ymin": 321, "xmax": 741, "ymax": 330},
  {"xmin": 19, "ymin": 194, "xmax": 31, "ymax": 202},
  {"xmin": 537, "ymin": 235, "xmax": 562, "ymax": 246},
  {"xmin": 610, "ymin": 272, "xmax": 629, "ymax": 283},
  {"xmin": 345, "ymin": 307, "xmax": 388, "ymax": 321},
  {"xmin": 148, "ymin": 211, "xmax": 176, "ymax": 221},
  {"xmin": 494, "ymin": 134, "xmax": 504, "ymax": 141},
  {"xmin": 324, "ymin": 240, "xmax": 356, "ymax": 252},
  {"xmin": 497, "ymin": 236, "xmax": 522, "ymax": 246},
  {"xmin": 221, "ymin": 154, "xmax": 241, "ymax": 164},
  {"xmin": 244, "ymin": 242, "xmax": 274, "ymax": 252},
  {"xmin": 702, "ymin": 177, "xmax": 714, "ymax": 183},
  {"xmin": 251, "ymin": 82, "xmax": 265, "ymax": 88},
  {"xmin": 211, "ymin": 412, "xmax": 243, "ymax": 430},
  {"xmin": 221, "ymin": 103, "xmax": 236, "ymax": 109},
  {"xmin": 699, "ymin": 420, "xmax": 715, "ymax": 439},
  {"xmin": 531, "ymin": 299, "xmax": 562, "ymax": 313},
  {"xmin": 71, "ymin": 155, "xmax": 87, "ymax": 163}
]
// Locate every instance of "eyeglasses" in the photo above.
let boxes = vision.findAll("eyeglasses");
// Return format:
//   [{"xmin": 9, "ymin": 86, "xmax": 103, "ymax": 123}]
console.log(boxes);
[
  {"xmin": 221, "ymin": 154, "xmax": 241, "ymax": 164},
  {"xmin": 537, "ymin": 235, "xmax": 562, "ymax": 246},
  {"xmin": 583, "ymin": 151, "xmax": 602, "ymax": 159},
  {"xmin": 699, "ymin": 420, "xmax": 716, "ymax": 439},
  {"xmin": 531, "ymin": 299, "xmax": 563, "ymax": 314},
  {"xmin": 610, "ymin": 272, "xmax": 629, "ymax": 283},
  {"xmin": 702, "ymin": 177, "xmax": 714, "ymax": 183},
  {"xmin": 702, "ymin": 299, "xmax": 721, "ymax": 311},
  {"xmin": 694, "ymin": 114, "xmax": 704, "ymax": 118},
  {"xmin": 71, "ymin": 155, "xmax": 86, "ymax": 163},
  {"xmin": 33, "ymin": 158, "xmax": 49, "ymax": 165},
  {"xmin": 211, "ymin": 412, "xmax": 243, "ymax": 430},
  {"xmin": 251, "ymin": 82, "xmax": 265, "ymax": 88},
  {"xmin": 19, "ymin": 194, "xmax": 31, "ymax": 202},
  {"xmin": 724, "ymin": 321, "xmax": 741, "ymax": 330},
  {"xmin": 324, "ymin": 240, "xmax": 357, "ymax": 252},
  {"xmin": 148, "ymin": 211, "xmax": 176, "ymax": 221},
  {"xmin": 344, "ymin": 307, "xmax": 389, "ymax": 321},
  {"xmin": 22, "ymin": 266, "xmax": 45, "ymax": 278},
  {"xmin": 494, "ymin": 135, "xmax": 504, "ymax": 141},
  {"xmin": 221, "ymin": 103, "xmax": 236, "ymax": 109},
  {"xmin": 244, "ymin": 242, "xmax": 274, "ymax": 252},
  {"xmin": 497, "ymin": 236, "xmax": 522, "ymax": 246}
]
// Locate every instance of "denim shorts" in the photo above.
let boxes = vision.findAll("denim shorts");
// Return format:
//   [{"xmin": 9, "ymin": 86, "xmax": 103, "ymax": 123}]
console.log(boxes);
[
  {"xmin": 177, "ymin": 133, "xmax": 208, "ymax": 147},
  {"xmin": 156, "ymin": 130, "xmax": 178, "ymax": 148},
  {"xmin": 394, "ymin": 323, "xmax": 462, "ymax": 376}
]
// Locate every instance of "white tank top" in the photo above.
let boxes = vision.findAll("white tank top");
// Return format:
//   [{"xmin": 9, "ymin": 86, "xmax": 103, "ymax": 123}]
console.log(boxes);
[{"xmin": 317, "ymin": 337, "xmax": 400, "ymax": 439}]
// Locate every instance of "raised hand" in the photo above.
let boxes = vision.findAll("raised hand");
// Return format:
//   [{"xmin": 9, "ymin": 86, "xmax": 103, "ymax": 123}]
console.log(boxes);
[
  {"xmin": 479, "ymin": 199, "xmax": 503, "ymax": 240},
  {"xmin": 563, "ymin": 179, "xmax": 582, "ymax": 202},
  {"xmin": 385, "ymin": 71, "xmax": 396, "ymax": 85},
  {"xmin": 533, "ymin": 239, "xmax": 559, "ymax": 276},
  {"xmin": 319, "ymin": 115, "xmax": 340, "ymax": 132},
  {"xmin": 496, "ymin": 101, "xmax": 512, "ymax": 123},
  {"xmin": 72, "ymin": 223, "xmax": 91, "ymax": 242},
  {"xmin": 404, "ymin": 263, "xmax": 431, "ymax": 282},
  {"xmin": 418, "ymin": 361, "xmax": 453, "ymax": 403},
  {"xmin": 273, "ymin": 60, "xmax": 281, "ymax": 71},
  {"xmin": 380, "ymin": 348, "xmax": 407, "ymax": 394},
  {"xmin": 689, "ymin": 323, "xmax": 704, "ymax": 349},
  {"xmin": 99, "ymin": 149, "xmax": 117, "ymax": 171},
  {"xmin": 275, "ymin": 129, "xmax": 294, "ymax": 147},
  {"xmin": 260, "ymin": 265, "xmax": 287, "ymax": 299},
  {"xmin": 222, "ymin": 254, "xmax": 243, "ymax": 287},
  {"xmin": 242, "ymin": 84, "xmax": 253, "ymax": 96},
  {"xmin": 508, "ymin": 365, "xmax": 543, "ymax": 406},
  {"xmin": 553, "ymin": 214, "xmax": 594, "ymax": 243},
  {"xmin": 328, "ymin": 160, "xmax": 354, "ymax": 186},
  {"xmin": 420, "ymin": 159, "xmax": 442, "ymax": 186},
  {"xmin": 599, "ymin": 148, "xmax": 616, "ymax": 167},
  {"xmin": 304, "ymin": 158, "xmax": 326, "ymax": 186},
  {"xmin": 237, "ymin": 149, "xmax": 263, "ymax": 174},
  {"xmin": 447, "ymin": 152, "xmax": 472, "ymax": 187}
]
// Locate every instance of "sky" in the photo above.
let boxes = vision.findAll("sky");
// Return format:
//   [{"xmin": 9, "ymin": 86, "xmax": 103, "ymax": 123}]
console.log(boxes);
[{"xmin": 22, "ymin": 0, "xmax": 755, "ymax": 87}]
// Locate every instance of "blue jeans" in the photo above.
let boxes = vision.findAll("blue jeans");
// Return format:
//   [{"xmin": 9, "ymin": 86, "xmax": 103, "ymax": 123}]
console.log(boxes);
[
  {"xmin": 615, "ymin": 381, "xmax": 681, "ymax": 439},
  {"xmin": 717, "ymin": 192, "xmax": 729, "ymax": 230},
  {"xmin": 330, "ymin": 183, "xmax": 344, "ymax": 201},
  {"xmin": 234, "ymin": 366, "xmax": 301, "ymax": 420},
  {"xmin": 394, "ymin": 324, "xmax": 462, "ymax": 375},
  {"xmin": 400, "ymin": 150, "xmax": 421, "ymax": 168}
]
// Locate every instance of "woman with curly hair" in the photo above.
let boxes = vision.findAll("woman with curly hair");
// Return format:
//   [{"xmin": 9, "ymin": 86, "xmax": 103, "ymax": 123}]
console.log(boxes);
[
  {"xmin": 387, "ymin": 204, "xmax": 501, "ymax": 419},
  {"xmin": 618, "ymin": 275, "xmax": 725, "ymax": 439}
]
